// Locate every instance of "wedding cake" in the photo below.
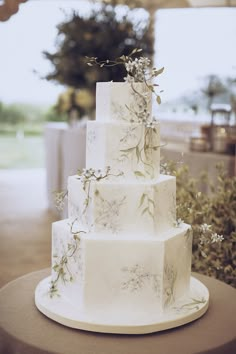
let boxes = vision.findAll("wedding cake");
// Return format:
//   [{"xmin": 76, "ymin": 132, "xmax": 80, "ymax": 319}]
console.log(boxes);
[{"xmin": 35, "ymin": 53, "xmax": 209, "ymax": 332}]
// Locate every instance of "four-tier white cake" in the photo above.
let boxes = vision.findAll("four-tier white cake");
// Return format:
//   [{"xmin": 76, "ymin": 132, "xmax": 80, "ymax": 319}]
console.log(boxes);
[{"xmin": 49, "ymin": 81, "xmax": 193, "ymax": 324}]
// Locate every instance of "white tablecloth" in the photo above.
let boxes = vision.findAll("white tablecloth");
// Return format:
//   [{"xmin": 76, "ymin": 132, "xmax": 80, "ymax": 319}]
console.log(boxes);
[
  {"xmin": 161, "ymin": 143, "xmax": 235, "ymax": 193},
  {"xmin": 44, "ymin": 122, "xmax": 87, "ymax": 213}
]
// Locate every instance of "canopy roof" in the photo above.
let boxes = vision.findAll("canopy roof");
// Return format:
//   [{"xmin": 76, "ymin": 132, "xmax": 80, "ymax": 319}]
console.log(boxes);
[{"xmin": 111, "ymin": 0, "xmax": 236, "ymax": 11}]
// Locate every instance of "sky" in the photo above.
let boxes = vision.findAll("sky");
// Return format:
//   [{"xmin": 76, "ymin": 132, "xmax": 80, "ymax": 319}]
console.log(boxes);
[
  {"xmin": 155, "ymin": 7, "xmax": 236, "ymax": 103},
  {"xmin": 0, "ymin": 2, "xmax": 236, "ymax": 106}
]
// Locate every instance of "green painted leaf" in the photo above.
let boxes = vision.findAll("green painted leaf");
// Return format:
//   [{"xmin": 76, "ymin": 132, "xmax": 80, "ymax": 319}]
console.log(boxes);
[
  {"xmin": 141, "ymin": 207, "xmax": 149, "ymax": 215},
  {"xmin": 148, "ymin": 210, "xmax": 154, "ymax": 218},
  {"xmin": 139, "ymin": 193, "xmax": 146, "ymax": 208},
  {"xmin": 148, "ymin": 198, "xmax": 155, "ymax": 207},
  {"xmin": 147, "ymin": 85, "xmax": 155, "ymax": 92},
  {"xmin": 136, "ymin": 146, "xmax": 140, "ymax": 162},
  {"xmin": 134, "ymin": 171, "xmax": 145, "ymax": 177},
  {"xmin": 153, "ymin": 146, "xmax": 160, "ymax": 151},
  {"xmin": 156, "ymin": 96, "xmax": 161, "ymax": 104},
  {"xmin": 120, "ymin": 147, "xmax": 136, "ymax": 153}
]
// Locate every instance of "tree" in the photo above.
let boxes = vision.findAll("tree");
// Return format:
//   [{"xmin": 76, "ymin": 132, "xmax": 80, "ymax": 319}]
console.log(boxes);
[{"xmin": 43, "ymin": 0, "xmax": 153, "ymax": 91}]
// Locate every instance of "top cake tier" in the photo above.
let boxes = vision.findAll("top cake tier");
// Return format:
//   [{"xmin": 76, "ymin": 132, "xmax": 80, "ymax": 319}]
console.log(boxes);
[{"xmin": 96, "ymin": 82, "xmax": 152, "ymax": 123}]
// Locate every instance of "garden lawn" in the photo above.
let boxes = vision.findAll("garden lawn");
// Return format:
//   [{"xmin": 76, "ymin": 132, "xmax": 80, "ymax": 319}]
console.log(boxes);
[{"xmin": 0, "ymin": 135, "xmax": 44, "ymax": 169}]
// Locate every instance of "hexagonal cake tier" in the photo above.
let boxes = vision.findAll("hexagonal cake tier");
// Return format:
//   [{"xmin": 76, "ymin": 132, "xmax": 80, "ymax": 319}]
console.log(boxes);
[
  {"xmin": 52, "ymin": 220, "xmax": 192, "ymax": 323},
  {"xmin": 68, "ymin": 174, "xmax": 176, "ymax": 236}
]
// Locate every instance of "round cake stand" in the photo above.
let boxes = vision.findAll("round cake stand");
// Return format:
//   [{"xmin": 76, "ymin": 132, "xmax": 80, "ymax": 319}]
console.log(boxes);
[{"xmin": 35, "ymin": 276, "xmax": 209, "ymax": 335}]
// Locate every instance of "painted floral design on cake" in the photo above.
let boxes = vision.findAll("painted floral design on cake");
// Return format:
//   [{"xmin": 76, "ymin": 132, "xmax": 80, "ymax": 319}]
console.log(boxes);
[
  {"xmin": 87, "ymin": 129, "xmax": 96, "ymax": 151},
  {"xmin": 94, "ymin": 189, "xmax": 126, "ymax": 234},
  {"xmin": 121, "ymin": 264, "xmax": 161, "ymax": 298},
  {"xmin": 50, "ymin": 224, "xmax": 85, "ymax": 298},
  {"xmin": 163, "ymin": 264, "xmax": 177, "ymax": 308},
  {"xmin": 138, "ymin": 189, "xmax": 155, "ymax": 220},
  {"xmin": 172, "ymin": 297, "xmax": 207, "ymax": 315},
  {"xmin": 117, "ymin": 123, "xmax": 159, "ymax": 179}
]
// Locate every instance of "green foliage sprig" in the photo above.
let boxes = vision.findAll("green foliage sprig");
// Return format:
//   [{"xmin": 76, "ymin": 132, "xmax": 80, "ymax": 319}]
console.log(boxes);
[
  {"xmin": 120, "ymin": 124, "xmax": 160, "ymax": 178},
  {"xmin": 163, "ymin": 161, "xmax": 236, "ymax": 287},
  {"xmin": 50, "ymin": 221, "xmax": 86, "ymax": 298},
  {"xmin": 138, "ymin": 192, "xmax": 155, "ymax": 219},
  {"xmin": 87, "ymin": 48, "xmax": 164, "ymax": 105},
  {"xmin": 53, "ymin": 190, "xmax": 68, "ymax": 211},
  {"xmin": 78, "ymin": 167, "xmax": 124, "ymax": 213}
]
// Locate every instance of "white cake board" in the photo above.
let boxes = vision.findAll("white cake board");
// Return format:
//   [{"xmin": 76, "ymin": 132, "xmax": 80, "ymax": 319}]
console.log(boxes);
[{"xmin": 35, "ymin": 276, "xmax": 209, "ymax": 335}]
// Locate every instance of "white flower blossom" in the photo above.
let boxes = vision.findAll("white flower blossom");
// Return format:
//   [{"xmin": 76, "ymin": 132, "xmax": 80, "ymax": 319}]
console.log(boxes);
[
  {"xmin": 174, "ymin": 218, "xmax": 184, "ymax": 227},
  {"xmin": 200, "ymin": 223, "xmax": 212, "ymax": 232},
  {"xmin": 124, "ymin": 57, "xmax": 151, "ymax": 82},
  {"xmin": 160, "ymin": 163, "xmax": 170, "ymax": 175},
  {"xmin": 211, "ymin": 233, "xmax": 224, "ymax": 243}
]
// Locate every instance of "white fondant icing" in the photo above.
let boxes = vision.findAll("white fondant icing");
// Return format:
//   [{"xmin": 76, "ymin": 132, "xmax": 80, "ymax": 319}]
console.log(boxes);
[
  {"xmin": 51, "ymin": 220, "xmax": 192, "ymax": 322},
  {"xmin": 48, "ymin": 81, "xmax": 194, "ymax": 326},
  {"xmin": 86, "ymin": 121, "xmax": 160, "ymax": 179},
  {"xmin": 96, "ymin": 82, "xmax": 152, "ymax": 123},
  {"xmin": 68, "ymin": 174, "xmax": 176, "ymax": 236}
]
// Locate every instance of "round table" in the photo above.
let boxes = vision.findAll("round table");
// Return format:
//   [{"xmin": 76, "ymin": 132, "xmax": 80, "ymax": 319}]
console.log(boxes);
[{"xmin": 0, "ymin": 269, "xmax": 235, "ymax": 354}]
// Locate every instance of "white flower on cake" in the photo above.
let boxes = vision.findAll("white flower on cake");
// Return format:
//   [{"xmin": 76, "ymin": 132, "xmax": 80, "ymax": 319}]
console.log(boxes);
[
  {"xmin": 124, "ymin": 57, "xmax": 151, "ymax": 83},
  {"xmin": 87, "ymin": 48, "xmax": 164, "ymax": 123}
]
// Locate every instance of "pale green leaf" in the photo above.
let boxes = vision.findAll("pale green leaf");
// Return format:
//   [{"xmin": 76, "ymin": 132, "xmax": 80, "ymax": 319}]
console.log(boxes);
[
  {"xmin": 148, "ymin": 198, "xmax": 155, "ymax": 207},
  {"xmin": 120, "ymin": 147, "xmax": 136, "ymax": 153},
  {"xmin": 136, "ymin": 146, "xmax": 140, "ymax": 162},
  {"xmin": 154, "ymin": 67, "xmax": 164, "ymax": 76},
  {"xmin": 156, "ymin": 95, "xmax": 161, "ymax": 104},
  {"xmin": 139, "ymin": 193, "xmax": 146, "ymax": 208},
  {"xmin": 141, "ymin": 207, "xmax": 149, "ymax": 215},
  {"xmin": 134, "ymin": 171, "xmax": 145, "ymax": 178}
]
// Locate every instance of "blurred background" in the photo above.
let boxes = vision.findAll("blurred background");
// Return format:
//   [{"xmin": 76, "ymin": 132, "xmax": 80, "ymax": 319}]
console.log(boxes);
[{"xmin": 0, "ymin": 0, "xmax": 235, "ymax": 288}]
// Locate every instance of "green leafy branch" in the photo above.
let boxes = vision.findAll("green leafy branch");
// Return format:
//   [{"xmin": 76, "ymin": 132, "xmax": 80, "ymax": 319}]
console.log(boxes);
[
  {"xmin": 164, "ymin": 161, "xmax": 236, "ymax": 287},
  {"xmin": 87, "ymin": 48, "xmax": 164, "ymax": 107},
  {"xmin": 176, "ymin": 297, "xmax": 207, "ymax": 311},
  {"xmin": 120, "ymin": 125, "xmax": 160, "ymax": 178},
  {"xmin": 77, "ymin": 167, "xmax": 123, "ymax": 214},
  {"xmin": 53, "ymin": 189, "xmax": 68, "ymax": 211},
  {"xmin": 138, "ymin": 192, "xmax": 155, "ymax": 219},
  {"xmin": 49, "ymin": 221, "xmax": 86, "ymax": 298}
]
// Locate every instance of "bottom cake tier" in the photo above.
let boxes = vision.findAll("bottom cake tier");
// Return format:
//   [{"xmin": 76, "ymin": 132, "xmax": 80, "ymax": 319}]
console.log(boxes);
[{"xmin": 50, "ymin": 220, "xmax": 192, "ymax": 323}]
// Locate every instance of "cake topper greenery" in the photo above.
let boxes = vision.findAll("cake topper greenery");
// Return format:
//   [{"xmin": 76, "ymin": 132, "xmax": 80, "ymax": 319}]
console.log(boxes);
[
  {"xmin": 87, "ymin": 48, "xmax": 164, "ymax": 179},
  {"xmin": 87, "ymin": 48, "xmax": 164, "ymax": 108}
]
